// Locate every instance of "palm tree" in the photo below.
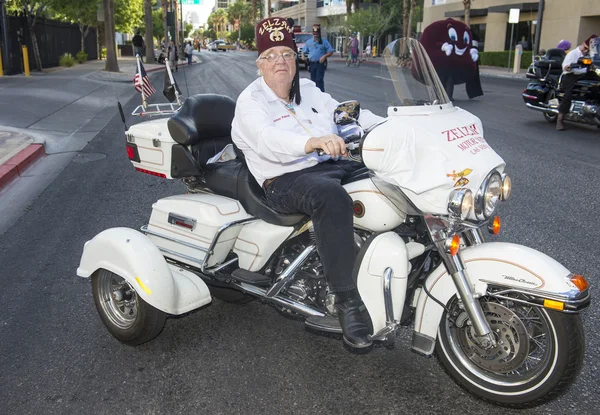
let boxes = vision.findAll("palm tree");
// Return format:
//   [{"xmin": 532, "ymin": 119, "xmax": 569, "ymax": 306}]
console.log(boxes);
[
  {"xmin": 402, "ymin": 0, "xmax": 409, "ymax": 38},
  {"xmin": 144, "ymin": 0, "xmax": 154, "ymax": 63},
  {"xmin": 161, "ymin": 0, "xmax": 169, "ymax": 45},
  {"xmin": 407, "ymin": 0, "xmax": 416, "ymax": 38},
  {"xmin": 463, "ymin": 0, "xmax": 473, "ymax": 27},
  {"xmin": 228, "ymin": 0, "xmax": 249, "ymax": 41}
]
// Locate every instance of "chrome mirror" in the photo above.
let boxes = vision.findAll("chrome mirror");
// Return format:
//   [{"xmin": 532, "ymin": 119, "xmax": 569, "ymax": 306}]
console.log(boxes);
[{"xmin": 334, "ymin": 100, "xmax": 361, "ymax": 125}]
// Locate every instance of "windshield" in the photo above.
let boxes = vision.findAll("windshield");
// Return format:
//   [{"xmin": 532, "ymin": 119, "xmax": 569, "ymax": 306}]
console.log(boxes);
[
  {"xmin": 294, "ymin": 34, "xmax": 313, "ymax": 44},
  {"xmin": 382, "ymin": 38, "xmax": 450, "ymax": 107}
]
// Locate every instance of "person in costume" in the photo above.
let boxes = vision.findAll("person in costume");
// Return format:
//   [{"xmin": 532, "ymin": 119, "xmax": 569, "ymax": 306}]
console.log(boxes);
[
  {"xmin": 231, "ymin": 17, "xmax": 384, "ymax": 351},
  {"xmin": 419, "ymin": 18, "xmax": 482, "ymax": 100}
]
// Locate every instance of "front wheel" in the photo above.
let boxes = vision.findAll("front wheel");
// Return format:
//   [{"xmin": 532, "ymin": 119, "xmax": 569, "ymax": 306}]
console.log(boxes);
[
  {"xmin": 436, "ymin": 295, "xmax": 584, "ymax": 408},
  {"xmin": 92, "ymin": 269, "xmax": 167, "ymax": 346}
]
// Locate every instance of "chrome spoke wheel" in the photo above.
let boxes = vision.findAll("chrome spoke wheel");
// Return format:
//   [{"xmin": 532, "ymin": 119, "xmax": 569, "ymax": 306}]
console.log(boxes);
[
  {"xmin": 97, "ymin": 272, "xmax": 139, "ymax": 330},
  {"xmin": 445, "ymin": 297, "xmax": 553, "ymax": 386}
]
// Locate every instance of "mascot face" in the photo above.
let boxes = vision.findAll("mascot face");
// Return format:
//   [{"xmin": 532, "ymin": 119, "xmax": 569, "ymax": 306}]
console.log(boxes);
[
  {"xmin": 420, "ymin": 18, "xmax": 478, "ymax": 74},
  {"xmin": 446, "ymin": 21, "xmax": 472, "ymax": 57}
]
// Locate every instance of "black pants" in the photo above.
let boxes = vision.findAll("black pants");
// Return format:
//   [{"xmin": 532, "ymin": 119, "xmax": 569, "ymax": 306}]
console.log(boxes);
[
  {"xmin": 264, "ymin": 160, "xmax": 362, "ymax": 293},
  {"xmin": 559, "ymin": 72, "xmax": 600, "ymax": 114}
]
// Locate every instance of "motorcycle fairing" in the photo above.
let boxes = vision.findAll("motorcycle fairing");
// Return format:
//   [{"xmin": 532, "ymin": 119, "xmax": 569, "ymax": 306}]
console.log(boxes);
[
  {"xmin": 412, "ymin": 242, "xmax": 589, "ymax": 355},
  {"xmin": 362, "ymin": 104, "xmax": 505, "ymax": 216},
  {"xmin": 77, "ymin": 227, "xmax": 212, "ymax": 315}
]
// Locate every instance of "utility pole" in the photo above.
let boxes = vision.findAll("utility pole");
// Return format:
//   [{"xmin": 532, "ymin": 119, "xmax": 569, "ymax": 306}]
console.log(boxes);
[{"xmin": 534, "ymin": 0, "xmax": 545, "ymax": 55}]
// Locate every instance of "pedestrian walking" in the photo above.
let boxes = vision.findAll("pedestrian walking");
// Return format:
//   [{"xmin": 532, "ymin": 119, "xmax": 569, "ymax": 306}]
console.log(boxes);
[
  {"xmin": 169, "ymin": 40, "xmax": 178, "ymax": 72},
  {"xmin": 185, "ymin": 42, "xmax": 194, "ymax": 65},
  {"xmin": 132, "ymin": 31, "xmax": 144, "ymax": 61},
  {"xmin": 300, "ymin": 24, "xmax": 334, "ymax": 92},
  {"xmin": 348, "ymin": 33, "xmax": 359, "ymax": 65}
]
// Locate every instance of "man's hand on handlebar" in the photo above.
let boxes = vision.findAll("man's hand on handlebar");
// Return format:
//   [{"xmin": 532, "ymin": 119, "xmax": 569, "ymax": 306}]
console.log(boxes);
[{"xmin": 305, "ymin": 134, "xmax": 347, "ymax": 157}]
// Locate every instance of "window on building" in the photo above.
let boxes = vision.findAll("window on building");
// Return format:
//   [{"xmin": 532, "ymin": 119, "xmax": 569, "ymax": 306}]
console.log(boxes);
[
  {"xmin": 505, "ymin": 21, "xmax": 535, "ymax": 51},
  {"xmin": 300, "ymin": 17, "xmax": 305, "ymax": 29},
  {"xmin": 432, "ymin": 0, "xmax": 446, "ymax": 5},
  {"xmin": 470, "ymin": 23, "xmax": 486, "ymax": 51}
]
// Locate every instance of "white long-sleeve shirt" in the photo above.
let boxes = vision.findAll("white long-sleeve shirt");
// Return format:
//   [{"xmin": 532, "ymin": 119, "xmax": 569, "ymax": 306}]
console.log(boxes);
[
  {"xmin": 562, "ymin": 47, "xmax": 587, "ymax": 75},
  {"xmin": 231, "ymin": 77, "xmax": 384, "ymax": 187}
]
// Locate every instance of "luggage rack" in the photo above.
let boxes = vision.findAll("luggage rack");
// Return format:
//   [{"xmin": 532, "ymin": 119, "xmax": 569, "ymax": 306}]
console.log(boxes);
[
  {"xmin": 132, "ymin": 102, "xmax": 182, "ymax": 117},
  {"xmin": 140, "ymin": 217, "xmax": 257, "ymax": 274}
]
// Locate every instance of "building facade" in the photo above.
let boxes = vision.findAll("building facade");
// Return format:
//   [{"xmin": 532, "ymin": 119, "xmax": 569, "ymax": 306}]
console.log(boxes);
[{"xmin": 423, "ymin": 0, "xmax": 600, "ymax": 52}]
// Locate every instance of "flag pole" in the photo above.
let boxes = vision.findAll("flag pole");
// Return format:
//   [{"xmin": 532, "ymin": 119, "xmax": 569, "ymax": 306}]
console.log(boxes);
[
  {"xmin": 165, "ymin": 59, "xmax": 182, "ymax": 105},
  {"xmin": 136, "ymin": 54, "xmax": 147, "ymax": 108}
]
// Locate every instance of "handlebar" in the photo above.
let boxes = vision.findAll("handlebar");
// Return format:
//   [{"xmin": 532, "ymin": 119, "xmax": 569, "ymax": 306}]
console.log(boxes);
[{"xmin": 316, "ymin": 141, "xmax": 361, "ymax": 157}]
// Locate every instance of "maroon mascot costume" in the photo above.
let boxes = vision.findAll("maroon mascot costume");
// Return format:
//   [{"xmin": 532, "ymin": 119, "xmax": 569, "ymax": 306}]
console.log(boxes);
[{"xmin": 420, "ymin": 18, "xmax": 483, "ymax": 100}]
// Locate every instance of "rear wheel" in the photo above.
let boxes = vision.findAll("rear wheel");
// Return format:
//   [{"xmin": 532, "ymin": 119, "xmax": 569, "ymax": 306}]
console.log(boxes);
[
  {"xmin": 544, "ymin": 90, "xmax": 558, "ymax": 123},
  {"xmin": 436, "ymin": 295, "xmax": 584, "ymax": 408},
  {"xmin": 92, "ymin": 269, "xmax": 166, "ymax": 346}
]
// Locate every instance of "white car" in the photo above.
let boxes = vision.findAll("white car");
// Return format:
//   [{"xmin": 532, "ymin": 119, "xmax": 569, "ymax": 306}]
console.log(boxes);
[{"xmin": 209, "ymin": 40, "xmax": 226, "ymax": 52}]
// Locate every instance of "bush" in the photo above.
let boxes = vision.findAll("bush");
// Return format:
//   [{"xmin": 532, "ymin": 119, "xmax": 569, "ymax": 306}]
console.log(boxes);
[
  {"xmin": 479, "ymin": 51, "xmax": 533, "ymax": 69},
  {"xmin": 59, "ymin": 53, "xmax": 76, "ymax": 67},
  {"xmin": 76, "ymin": 50, "xmax": 88, "ymax": 64},
  {"xmin": 101, "ymin": 47, "xmax": 107, "ymax": 59}
]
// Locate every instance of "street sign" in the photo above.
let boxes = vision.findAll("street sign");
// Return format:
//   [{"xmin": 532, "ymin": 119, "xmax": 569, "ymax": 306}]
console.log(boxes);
[
  {"xmin": 508, "ymin": 8, "xmax": 520, "ymax": 24},
  {"xmin": 181, "ymin": 0, "xmax": 203, "ymax": 4}
]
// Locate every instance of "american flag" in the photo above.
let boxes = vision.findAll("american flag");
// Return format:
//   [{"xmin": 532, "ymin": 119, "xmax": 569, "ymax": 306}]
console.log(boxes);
[{"xmin": 134, "ymin": 60, "xmax": 156, "ymax": 97}]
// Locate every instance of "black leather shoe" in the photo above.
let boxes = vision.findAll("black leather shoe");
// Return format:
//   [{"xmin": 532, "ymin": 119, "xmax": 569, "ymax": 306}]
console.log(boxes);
[{"xmin": 336, "ymin": 298, "xmax": 373, "ymax": 350}]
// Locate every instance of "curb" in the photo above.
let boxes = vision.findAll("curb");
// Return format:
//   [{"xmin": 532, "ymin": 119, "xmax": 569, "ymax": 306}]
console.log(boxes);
[{"xmin": 0, "ymin": 144, "xmax": 45, "ymax": 190}]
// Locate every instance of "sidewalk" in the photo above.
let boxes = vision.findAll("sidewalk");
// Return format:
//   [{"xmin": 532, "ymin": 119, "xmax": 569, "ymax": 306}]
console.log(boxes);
[{"xmin": 0, "ymin": 54, "xmax": 196, "ymax": 191}]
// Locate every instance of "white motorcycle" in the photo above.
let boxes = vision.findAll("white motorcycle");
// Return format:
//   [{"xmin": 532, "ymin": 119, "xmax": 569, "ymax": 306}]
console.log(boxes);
[{"xmin": 77, "ymin": 38, "xmax": 590, "ymax": 408}]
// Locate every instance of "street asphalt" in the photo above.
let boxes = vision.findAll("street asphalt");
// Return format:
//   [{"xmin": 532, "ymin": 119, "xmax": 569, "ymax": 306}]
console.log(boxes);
[{"xmin": 0, "ymin": 50, "xmax": 598, "ymax": 414}]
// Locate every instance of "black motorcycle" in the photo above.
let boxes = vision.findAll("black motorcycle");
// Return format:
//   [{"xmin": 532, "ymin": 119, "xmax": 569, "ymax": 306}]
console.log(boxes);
[{"xmin": 522, "ymin": 48, "xmax": 600, "ymax": 127}]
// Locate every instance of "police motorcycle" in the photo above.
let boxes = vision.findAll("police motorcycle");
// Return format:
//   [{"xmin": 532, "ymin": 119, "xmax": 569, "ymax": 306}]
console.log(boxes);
[
  {"xmin": 522, "ymin": 38, "xmax": 600, "ymax": 127},
  {"xmin": 77, "ymin": 38, "xmax": 590, "ymax": 408}
]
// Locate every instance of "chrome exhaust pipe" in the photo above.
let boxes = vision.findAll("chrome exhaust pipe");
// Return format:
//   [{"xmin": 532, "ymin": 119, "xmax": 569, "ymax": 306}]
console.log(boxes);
[
  {"xmin": 526, "ymin": 103, "xmax": 558, "ymax": 114},
  {"xmin": 234, "ymin": 282, "xmax": 326, "ymax": 318}
]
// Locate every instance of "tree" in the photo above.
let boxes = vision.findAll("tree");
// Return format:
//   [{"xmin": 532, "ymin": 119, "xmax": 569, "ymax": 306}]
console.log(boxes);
[
  {"xmin": 52, "ymin": 0, "xmax": 99, "ymax": 53},
  {"xmin": 144, "ymin": 0, "xmax": 154, "ymax": 63},
  {"xmin": 345, "ymin": 7, "xmax": 386, "ymax": 52},
  {"xmin": 402, "ymin": 0, "xmax": 409, "ymax": 38},
  {"xmin": 463, "ymin": 0, "xmax": 472, "ymax": 27},
  {"xmin": 407, "ymin": 0, "xmax": 416, "ymax": 38},
  {"xmin": 103, "ymin": 0, "xmax": 119, "ymax": 72},
  {"xmin": 228, "ymin": 0, "xmax": 248, "ymax": 41},
  {"xmin": 207, "ymin": 9, "xmax": 228, "ymax": 39},
  {"xmin": 114, "ymin": 0, "xmax": 143, "ymax": 33},
  {"xmin": 6, "ymin": 0, "xmax": 55, "ymax": 72},
  {"xmin": 161, "ymin": 0, "xmax": 168, "ymax": 45}
]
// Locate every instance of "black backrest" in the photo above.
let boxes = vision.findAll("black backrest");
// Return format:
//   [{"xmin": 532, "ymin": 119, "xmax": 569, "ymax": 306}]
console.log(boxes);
[
  {"xmin": 545, "ymin": 48, "xmax": 566, "ymax": 63},
  {"xmin": 168, "ymin": 94, "xmax": 236, "ymax": 146}
]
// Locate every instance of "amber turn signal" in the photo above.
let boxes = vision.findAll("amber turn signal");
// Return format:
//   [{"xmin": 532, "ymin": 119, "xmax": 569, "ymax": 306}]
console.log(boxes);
[
  {"xmin": 543, "ymin": 299, "xmax": 565, "ymax": 311},
  {"xmin": 488, "ymin": 216, "xmax": 501, "ymax": 235},
  {"xmin": 446, "ymin": 234, "xmax": 461, "ymax": 256},
  {"xmin": 581, "ymin": 58, "xmax": 592, "ymax": 65},
  {"xmin": 570, "ymin": 274, "xmax": 589, "ymax": 292}
]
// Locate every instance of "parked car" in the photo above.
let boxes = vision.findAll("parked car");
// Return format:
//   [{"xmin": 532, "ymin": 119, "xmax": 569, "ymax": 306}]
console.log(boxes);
[{"xmin": 209, "ymin": 40, "xmax": 234, "ymax": 52}]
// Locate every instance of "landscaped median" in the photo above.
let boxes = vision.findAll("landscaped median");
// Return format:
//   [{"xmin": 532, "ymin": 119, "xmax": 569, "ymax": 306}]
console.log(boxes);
[{"xmin": 478, "ymin": 51, "xmax": 533, "ymax": 69}]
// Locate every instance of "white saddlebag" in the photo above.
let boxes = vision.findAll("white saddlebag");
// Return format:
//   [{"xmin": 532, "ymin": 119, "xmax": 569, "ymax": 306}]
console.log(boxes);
[
  {"xmin": 146, "ymin": 193, "xmax": 252, "ymax": 268},
  {"xmin": 126, "ymin": 118, "xmax": 177, "ymax": 178}
]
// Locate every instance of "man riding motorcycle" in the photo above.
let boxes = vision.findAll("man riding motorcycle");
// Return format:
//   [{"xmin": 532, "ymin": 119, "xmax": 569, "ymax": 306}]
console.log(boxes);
[
  {"xmin": 557, "ymin": 34, "xmax": 598, "ymax": 130},
  {"xmin": 231, "ymin": 17, "xmax": 384, "ymax": 351}
]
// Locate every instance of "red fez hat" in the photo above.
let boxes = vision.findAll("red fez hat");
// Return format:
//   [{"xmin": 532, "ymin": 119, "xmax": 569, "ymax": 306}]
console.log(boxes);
[
  {"xmin": 312, "ymin": 24, "xmax": 321, "ymax": 35},
  {"xmin": 584, "ymin": 34, "xmax": 597, "ymax": 47},
  {"xmin": 256, "ymin": 17, "xmax": 295, "ymax": 56}
]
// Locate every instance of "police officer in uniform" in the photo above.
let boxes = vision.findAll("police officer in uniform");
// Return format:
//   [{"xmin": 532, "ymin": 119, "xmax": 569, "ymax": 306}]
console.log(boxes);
[
  {"xmin": 301, "ymin": 24, "xmax": 335, "ymax": 92},
  {"xmin": 231, "ymin": 17, "xmax": 384, "ymax": 351}
]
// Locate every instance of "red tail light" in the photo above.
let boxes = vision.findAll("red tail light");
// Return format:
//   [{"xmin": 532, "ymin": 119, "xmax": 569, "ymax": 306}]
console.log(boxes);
[
  {"xmin": 135, "ymin": 167, "xmax": 167, "ymax": 178},
  {"xmin": 126, "ymin": 143, "xmax": 140, "ymax": 162}
]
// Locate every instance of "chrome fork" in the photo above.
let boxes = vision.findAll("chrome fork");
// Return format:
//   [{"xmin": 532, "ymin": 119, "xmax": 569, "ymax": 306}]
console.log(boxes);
[{"xmin": 425, "ymin": 216, "xmax": 496, "ymax": 348}]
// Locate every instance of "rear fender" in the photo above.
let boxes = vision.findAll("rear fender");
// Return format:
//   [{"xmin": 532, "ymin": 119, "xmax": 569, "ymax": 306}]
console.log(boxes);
[
  {"xmin": 77, "ymin": 227, "xmax": 211, "ymax": 315},
  {"xmin": 412, "ymin": 242, "xmax": 588, "ymax": 355}
]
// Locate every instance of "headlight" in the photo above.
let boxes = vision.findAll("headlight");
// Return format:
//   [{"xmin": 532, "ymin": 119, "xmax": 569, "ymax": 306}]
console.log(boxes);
[
  {"xmin": 448, "ymin": 188, "xmax": 473, "ymax": 219},
  {"xmin": 475, "ymin": 171, "xmax": 502, "ymax": 220},
  {"xmin": 501, "ymin": 174, "xmax": 511, "ymax": 200}
]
